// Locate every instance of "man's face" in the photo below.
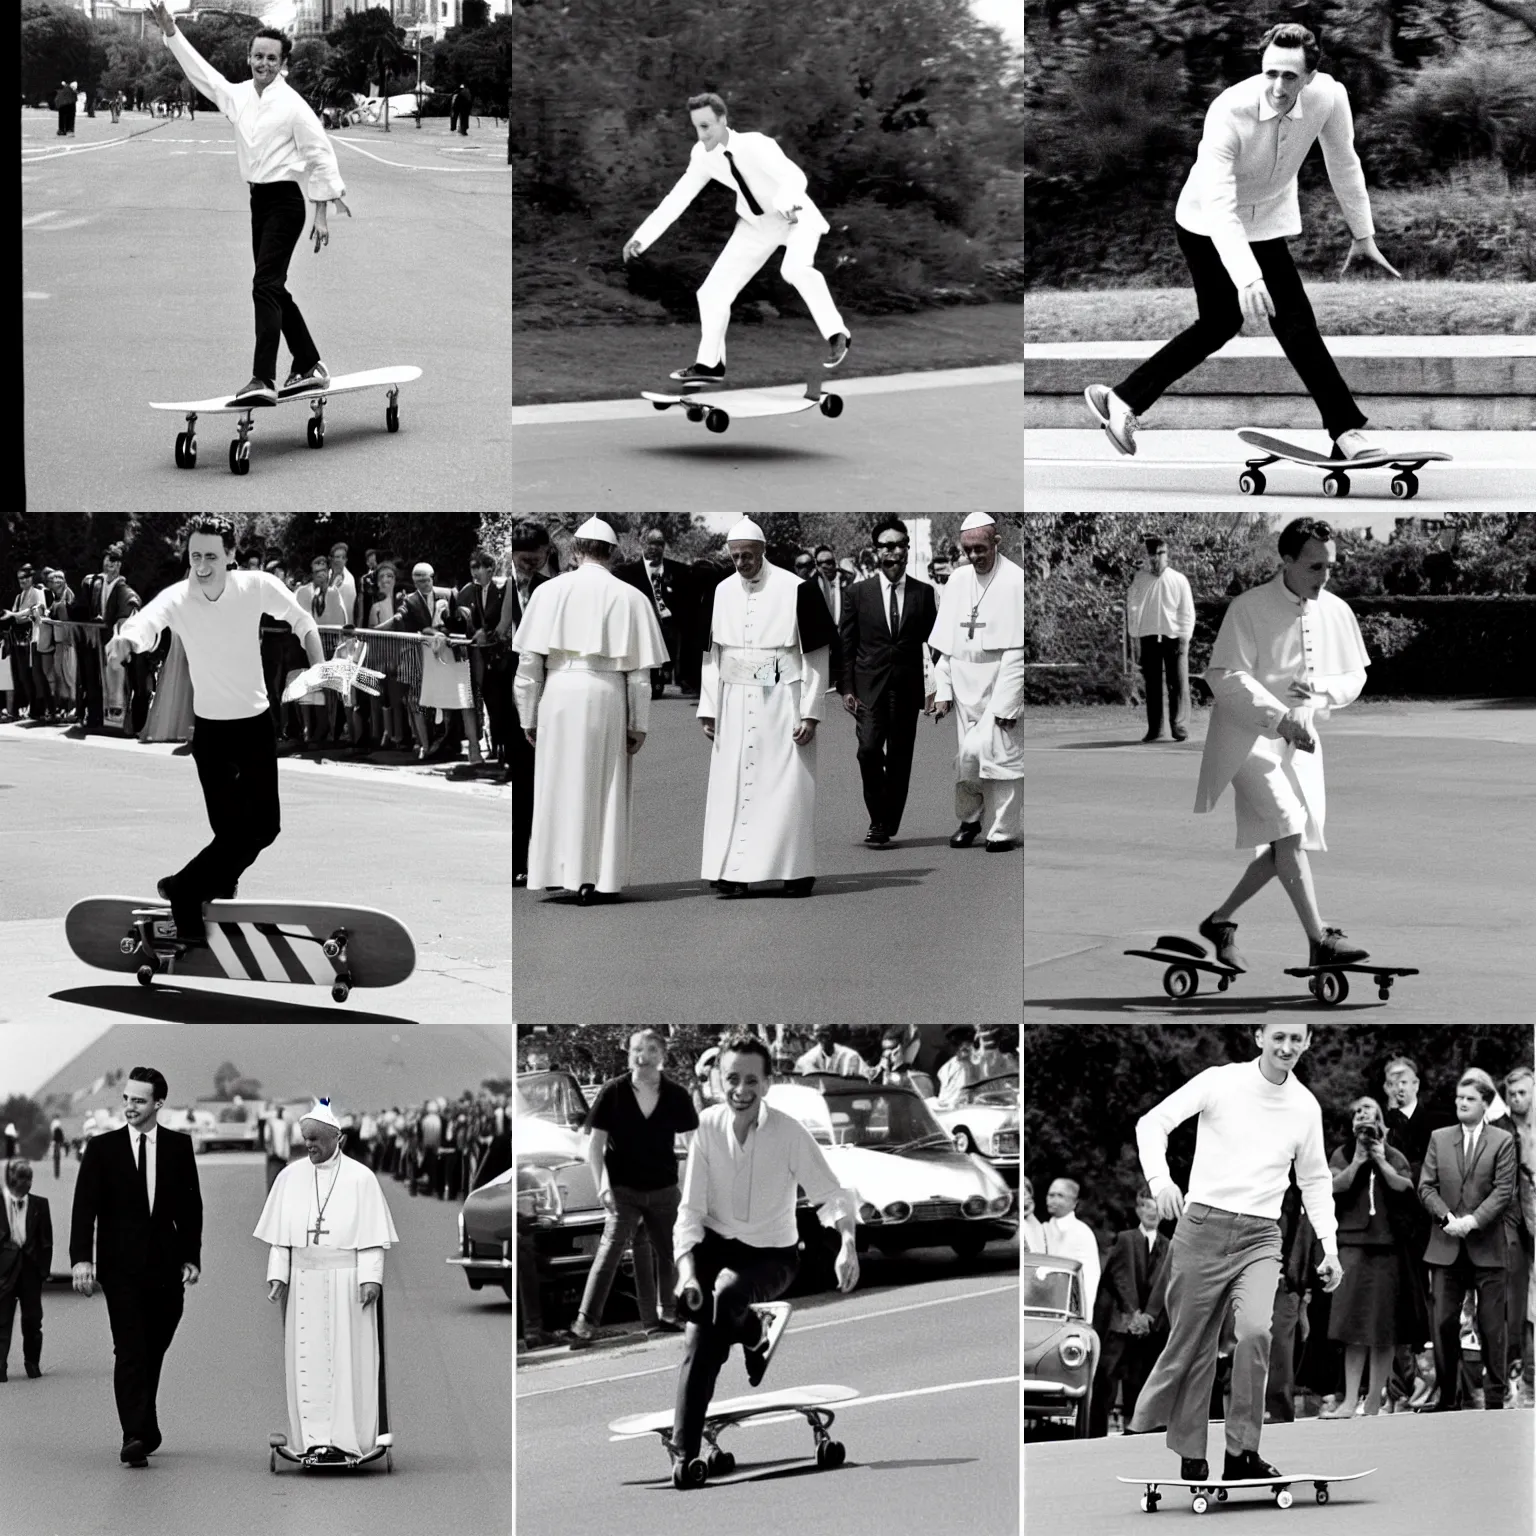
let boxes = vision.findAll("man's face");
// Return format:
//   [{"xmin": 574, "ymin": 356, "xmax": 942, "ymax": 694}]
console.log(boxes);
[
  {"xmin": 1136, "ymin": 1196, "xmax": 1159, "ymax": 1230},
  {"xmin": 815, "ymin": 550, "xmax": 838, "ymax": 579},
  {"xmin": 814, "ymin": 1027, "xmax": 836, "ymax": 1051},
  {"xmin": 644, "ymin": 532, "xmax": 666, "ymax": 563},
  {"xmin": 1284, "ymin": 537, "xmax": 1336, "ymax": 601},
  {"xmin": 793, "ymin": 554, "xmax": 814, "ymax": 578},
  {"xmin": 310, "ymin": 561, "xmax": 330, "ymax": 589},
  {"xmin": 875, "ymin": 527, "xmax": 908, "ymax": 581},
  {"xmin": 16, "ymin": 570, "xmax": 30, "ymax": 589},
  {"xmin": 471, "ymin": 559, "xmax": 493, "ymax": 588},
  {"xmin": 330, "ymin": 548, "xmax": 347, "ymax": 571},
  {"xmin": 728, "ymin": 540, "xmax": 764, "ymax": 579},
  {"xmin": 720, "ymin": 1050, "xmax": 769, "ymax": 1117},
  {"xmin": 1145, "ymin": 548, "xmax": 1169, "ymax": 575},
  {"xmin": 1045, "ymin": 1181, "xmax": 1073, "ymax": 1217},
  {"xmin": 6, "ymin": 1161, "xmax": 33, "ymax": 1196},
  {"xmin": 628, "ymin": 1033, "xmax": 664, "ymax": 1073},
  {"xmin": 1255, "ymin": 1024, "xmax": 1308, "ymax": 1079},
  {"xmin": 1455, "ymin": 1085, "xmax": 1488, "ymax": 1126},
  {"xmin": 188, "ymin": 535, "xmax": 227, "ymax": 587},
  {"xmin": 1507, "ymin": 1079, "xmax": 1531, "ymax": 1118},
  {"xmin": 414, "ymin": 569, "xmax": 434, "ymax": 597},
  {"xmin": 691, "ymin": 106, "xmax": 727, "ymax": 151},
  {"xmin": 959, "ymin": 528, "xmax": 998, "ymax": 575},
  {"xmin": 122, "ymin": 1078, "xmax": 160, "ymax": 1129},
  {"xmin": 512, "ymin": 547, "xmax": 546, "ymax": 578},
  {"xmin": 302, "ymin": 1122, "xmax": 340, "ymax": 1162},
  {"xmin": 250, "ymin": 37, "xmax": 282, "ymax": 84},
  {"xmin": 1384, "ymin": 1068, "xmax": 1416, "ymax": 1107},
  {"xmin": 48, "ymin": 572, "xmax": 65, "ymax": 595},
  {"xmin": 1261, "ymin": 45, "xmax": 1313, "ymax": 116}
]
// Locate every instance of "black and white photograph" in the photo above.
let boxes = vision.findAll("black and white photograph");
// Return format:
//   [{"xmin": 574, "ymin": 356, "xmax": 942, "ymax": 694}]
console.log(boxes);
[
  {"xmin": 0, "ymin": 1022, "xmax": 513, "ymax": 1532},
  {"xmin": 0, "ymin": 512, "xmax": 512, "ymax": 1023},
  {"xmin": 1024, "ymin": 4, "xmax": 1536, "ymax": 510},
  {"xmin": 511, "ymin": 513, "xmax": 1022, "ymax": 1026},
  {"xmin": 20, "ymin": 2, "xmax": 510, "ymax": 511},
  {"xmin": 1023, "ymin": 1023, "xmax": 1534, "ymax": 1532}
]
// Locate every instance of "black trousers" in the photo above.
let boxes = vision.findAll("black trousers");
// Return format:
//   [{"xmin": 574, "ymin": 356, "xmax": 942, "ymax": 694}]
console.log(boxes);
[
  {"xmin": 510, "ymin": 695, "xmax": 535, "ymax": 876},
  {"xmin": 175, "ymin": 710, "xmax": 281, "ymax": 900},
  {"xmin": 1429, "ymin": 1250, "xmax": 1507, "ymax": 1407},
  {"xmin": 1115, "ymin": 224, "xmax": 1367, "ymax": 440},
  {"xmin": 672, "ymin": 1228, "xmax": 799, "ymax": 1460},
  {"xmin": 101, "ymin": 1274, "xmax": 185, "ymax": 1443},
  {"xmin": 481, "ymin": 662, "xmax": 512, "ymax": 763},
  {"xmin": 249, "ymin": 181, "xmax": 320, "ymax": 386},
  {"xmin": 0, "ymin": 1263, "xmax": 45, "ymax": 1370},
  {"xmin": 854, "ymin": 686, "xmax": 920, "ymax": 834},
  {"xmin": 1138, "ymin": 635, "xmax": 1189, "ymax": 737}
]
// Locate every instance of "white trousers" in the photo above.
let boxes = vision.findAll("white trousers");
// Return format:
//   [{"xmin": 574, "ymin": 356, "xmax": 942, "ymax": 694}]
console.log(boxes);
[
  {"xmin": 957, "ymin": 777, "xmax": 1020, "ymax": 842},
  {"xmin": 696, "ymin": 215, "xmax": 846, "ymax": 366}
]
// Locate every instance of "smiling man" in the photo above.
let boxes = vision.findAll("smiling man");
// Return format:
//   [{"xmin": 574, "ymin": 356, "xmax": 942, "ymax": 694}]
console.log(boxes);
[
  {"xmin": 1131, "ymin": 1024, "xmax": 1339, "ymax": 1491},
  {"xmin": 1085, "ymin": 22, "xmax": 1399, "ymax": 462},
  {"xmin": 1191, "ymin": 517, "xmax": 1371, "ymax": 974}
]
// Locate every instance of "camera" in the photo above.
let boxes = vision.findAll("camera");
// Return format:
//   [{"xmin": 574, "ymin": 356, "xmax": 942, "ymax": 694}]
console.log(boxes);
[{"xmin": 1358, "ymin": 1122, "xmax": 1383, "ymax": 1143}]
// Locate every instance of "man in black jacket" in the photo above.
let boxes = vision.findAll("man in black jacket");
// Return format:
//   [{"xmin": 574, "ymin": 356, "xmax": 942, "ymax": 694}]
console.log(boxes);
[
  {"xmin": 2, "ymin": 1158, "xmax": 53, "ymax": 1381},
  {"xmin": 614, "ymin": 528, "xmax": 701, "ymax": 697},
  {"xmin": 510, "ymin": 523, "xmax": 551, "ymax": 884},
  {"xmin": 837, "ymin": 517, "xmax": 939, "ymax": 847},
  {"xmin": 70, "ymin": 1067, "xmax": 203, "ymax": 1466}
]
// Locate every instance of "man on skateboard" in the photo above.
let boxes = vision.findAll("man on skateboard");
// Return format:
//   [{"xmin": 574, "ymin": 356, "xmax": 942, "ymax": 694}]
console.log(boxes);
[
  {"xmin": 104, "ymin": 517, "xmax": 326, "ymax": 941},
  {"xmin": 669, "ymin": 1035, "xmax": 858, "ymax": 1486},
  {"xmin": 1132, "ymin": 1023, "xmax": 1341, "ymax": 1489},
  {"xmin": 1085, "ymin": 23, "xmax": 1400, "ymax": 462},
  {"xmin": 622, "ymin": 92, "xmax": 851, "ymax": 387},
  {"xmin": 148, "ymin": 2, "xmax": 350, "ymax": 407}
]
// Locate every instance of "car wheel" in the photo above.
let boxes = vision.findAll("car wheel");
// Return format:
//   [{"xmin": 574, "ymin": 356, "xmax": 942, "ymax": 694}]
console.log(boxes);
[
  {"xmin": 952, "ymin": 1127, "xmax": 974, "ymax": 1154},
  {"xmin": 951, "ymin": 1234, "xmax": 988, "ymax": 1262}
]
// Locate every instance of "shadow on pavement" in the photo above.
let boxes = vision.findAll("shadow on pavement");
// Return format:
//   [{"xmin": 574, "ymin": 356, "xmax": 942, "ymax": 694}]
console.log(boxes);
[{"xmin": 50, "ymin": 985, "xmax": 417, "ymax": 1023}]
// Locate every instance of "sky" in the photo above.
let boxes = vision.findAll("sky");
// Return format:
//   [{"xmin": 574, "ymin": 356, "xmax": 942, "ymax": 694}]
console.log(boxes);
[
  {"xmin": 1, "ymin": 1025, "xmax": 113, "ymax": 1101},
  {"xmin": 972, "ymin": 0, "xmax": 1024, "ymax": 46}
]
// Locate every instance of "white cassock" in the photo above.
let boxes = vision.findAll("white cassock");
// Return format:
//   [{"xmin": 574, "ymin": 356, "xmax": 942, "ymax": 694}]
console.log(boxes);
[
  {"xmin": 699, "ymin": 563, "xmax": 833, "ymax": 882},
  {"xmin": 928, "ymin": 554, "xmax": 1025, "ymax": 840},
  {"xmin": 1194, "ymin": 571, "xmax": 1368, "ymax": 852},
  {"xmin": 513, "ymin": 563, "xmax": 669, "ymax": 893},
  {"xmin": 253, "ymin": 1150, "xmax": 400, "ymax": 1456}
]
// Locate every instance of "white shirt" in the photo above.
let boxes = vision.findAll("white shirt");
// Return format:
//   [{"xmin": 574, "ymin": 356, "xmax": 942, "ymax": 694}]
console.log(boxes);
[
  {"xmin": 118, "ymin": 571, "xmax": 321, "ymax": 720},
  {"xmin": 1175, "ymin": 72, "xmax": 1374, "ymax": 292},
  {"xmin": 1463, "ymin": 1124, "xmax": 1481, "ymax": 1163},
  {"xmin": 793, "ymin": 1043, "xmax": 866, "ymax": 1077},
  {"xmin": 131, "ymin": 1124, "xmax": 158, "ymax": 1211},
  {"xmin": 164, "ymin": 29, "xmax": 344, "ymax": 202},
  {"xmin": 1127, "ymin": 567, "xmax": 1196, "ymax": 641},
  {"xmin": 6, "ymin": 1192, "xmax": 27, "ymax": 1246},
  {"xmin": 1043, "ymin": 1211, "xmax": 1101, "ymax": 1319},
  {"xmin": 877, "ymin": 572, "xmax": 907, "ymax": 632},
  {"xmin": 674, "ymin": 1100, "xmax": 854, "ymax": 1252}
]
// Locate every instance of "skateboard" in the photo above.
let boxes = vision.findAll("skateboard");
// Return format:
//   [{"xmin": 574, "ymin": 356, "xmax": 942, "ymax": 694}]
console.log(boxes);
[
  {"xmin": 1123, "ymin": 934, "xmax": 1242, "ymax": 999},
  {"xmin": 65, "ymin": 896, "xmax": 416, "ymax": 1003},
  {"xmin": 1282, "ymin": 962, "xmax": 1419, "ymax": 1006},
  {"xmin": 641, "ymin": 372, "xmax": 842, "ymax": 435},
  {"xmin": 610, "ymin": 1383, "xmax": 856, "ymax": 1489},
  {"xmin": 1236, "ymin": 431, "xmax": 1451, "ymax": 500},
  {"xmin": 150, "ymin": 365, "xmax": 422, "ymax": 475},
  {"xmin": 1118, "ymin": 1468, "xmax": 1375, "ymax": 1514},
  {"xmin": 271, "ymin": 1289, "xmax": 392, "ymax": 1471}
]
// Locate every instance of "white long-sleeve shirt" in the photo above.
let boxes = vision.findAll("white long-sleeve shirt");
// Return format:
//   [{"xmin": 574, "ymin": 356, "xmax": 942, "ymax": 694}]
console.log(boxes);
[
  {"xmin": 163, "ymin": 28, "xmax": 344, "ymax": 202},
  {"xmin": 118, "ymin": 571, "xmax": 319, "ymax": 720},
  {"xmin": 1043, "ymin": 1211, "xmax": 1101, "ymax": 1318},
  {"xmin": 1136, "ymin": 1059, "xmax": 1339, "ymax": 1255},
  {"xmin": 1127, "ymin": 568, "xmax": 1195, "ymax": 641}
]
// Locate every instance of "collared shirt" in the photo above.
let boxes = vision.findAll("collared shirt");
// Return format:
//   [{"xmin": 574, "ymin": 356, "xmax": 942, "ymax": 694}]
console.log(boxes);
[
  {"xmin": 1126, "ymin": 566, "xmax": 1195, "ymax": 641},
  {"xmin": 1463, "ymin": 1124, "xmax": 1481, "ymax": 1164},
  {"xmin": 6, "ymin": 1192, "xmax": 27, "ymax": 1246},
  {"xmin": 877, "ymin": 571, "xmax": 907, "ymax": 632},
  {"xmin": 794, "ymin": 1043, "xmax": 866, "ymax": 1077},
  {"xmin": 674, "ymin": 1098, "xmax": 854, "ymax": 1252},
  {"xmin": 131, "ymin": 1124, "xmax": 158, "ymax": 1211}
]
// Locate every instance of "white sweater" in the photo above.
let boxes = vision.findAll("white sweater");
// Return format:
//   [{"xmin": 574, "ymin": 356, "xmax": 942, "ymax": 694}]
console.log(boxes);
[
  {"xmin": 119, "ymin": 570, "xmax": 319, "ymax": 721},
  {"xmin": 1136, "ymin": 1059, "xmax": 1338, "ymax": 1254}
]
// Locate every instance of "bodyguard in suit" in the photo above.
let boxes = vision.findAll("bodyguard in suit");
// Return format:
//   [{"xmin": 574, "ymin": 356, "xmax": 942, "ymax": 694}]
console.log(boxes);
[
  {"xmin": 1089, "ymin": 1188, "xmax": 1170, "ymax": 1436},
  {"xmin": 837, "ymin": 517, "xmax": 939, "ymax": 847},
  {"xmin": 450, "ymin": 546, "xmax": 513, "ymax": 782},
  {"xmin": 71, "ymin": 544, "xmax": 152, "ymax": 734},
  {"xmin": 1416, "ymin": 1067, "xmax": 1516, "ymax": 1411},
  {"xmin": 615, "ymin": 528, "xmax": 702, "ymax": 697},
  {"xmin": 510, "ymin": 523, "xmax": 551, "ymax": 884},
  {"xmin": 70, "ymin": 1067, "xmax": 203, "ymax": 1464},
  {"xmin": 2, "ymin": 1158, "xmax": 53, "ymax": 1381}
]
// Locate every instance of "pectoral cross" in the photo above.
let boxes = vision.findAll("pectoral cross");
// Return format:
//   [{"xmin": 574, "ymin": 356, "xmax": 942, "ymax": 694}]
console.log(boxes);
[
  {"xmin": 962, "ymin": 609, "xmax": 986, "ymax": 641},
  {"xmin": 308, "ymin": 1214, "xmax": 328, "ymax": 1244}
]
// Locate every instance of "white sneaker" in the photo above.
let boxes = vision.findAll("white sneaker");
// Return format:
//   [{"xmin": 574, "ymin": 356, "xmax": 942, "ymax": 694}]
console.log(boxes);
[
  {"xmin": 1084, "ymin": 383, "xmax": 1139, "ymax": 456},
  {"xmin": 1332, "ymin": 429, "xmax": 1377, "ymax": 460}
]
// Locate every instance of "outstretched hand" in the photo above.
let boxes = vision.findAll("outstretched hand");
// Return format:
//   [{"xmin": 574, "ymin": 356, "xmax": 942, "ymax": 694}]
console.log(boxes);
[
  {"xmin": 148, "ymin": 0, "xmax": 176, "ymax": 37},
  {"xmin": 1341, "ymin": 236, "xmax": 1402, "ymax": 279}
]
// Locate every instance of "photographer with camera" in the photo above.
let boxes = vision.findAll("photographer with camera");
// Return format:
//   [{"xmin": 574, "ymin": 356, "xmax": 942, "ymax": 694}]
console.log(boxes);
[{"xmin": 1319, "ymin": 1097, "xmax": 1416, "ymax": 1417}]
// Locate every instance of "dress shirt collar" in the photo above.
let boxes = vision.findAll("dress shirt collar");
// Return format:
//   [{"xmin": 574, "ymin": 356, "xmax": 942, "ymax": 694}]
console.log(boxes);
[
  {"xmin": 1257, "ymin": 78, "xmax": 1305, "ymax": 123},
  {"xmin": 878, "ymin": 571, "xmax": 905, "ymax": 595},
  {"xmin": 1274, "ymin": 570, "xmax": 1310, "ymax": 610},
  {"xmin": 133, "ymin": 1124, "xmax": 158, "ymax": 1147}
]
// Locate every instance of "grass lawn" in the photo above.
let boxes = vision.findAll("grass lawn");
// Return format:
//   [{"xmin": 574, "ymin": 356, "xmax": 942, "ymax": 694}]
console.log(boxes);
[
  {"xmin": 1024, "ymin": 282, "xmax": 1536, "ymax": 343},
  {"xmin": 514, "ymin": 303, "xmax": 1022, "ymax": 404}
]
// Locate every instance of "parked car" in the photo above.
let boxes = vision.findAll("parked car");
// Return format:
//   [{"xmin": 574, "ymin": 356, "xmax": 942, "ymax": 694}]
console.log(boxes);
[
  {"xmin": 770, "ymin": 1077, "xmax": 1018, "ymax": 1264},
  {"xmin": 929, "ymin": 1074, "xmax": 1019, "ymax": 1187},
  {"xmin": 1023, "ymin": 1253, "xmax": 1098, "ymax": 1438},
  {"xmin": 447, "ymin": 1165, "xmax": 512, "ymax": 1297},
  {"xmin": 190, "ymin": 1102, "xmax": 263, "ymax": 1153}
]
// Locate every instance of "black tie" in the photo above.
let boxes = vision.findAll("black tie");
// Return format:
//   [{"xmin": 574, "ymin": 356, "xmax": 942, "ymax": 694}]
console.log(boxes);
[
  {"xmin": 137, "ymin": 1132, "xmax": 149, "ymax": 1213},
  {"xmin": 889, "ymin": 582, "xmax": 900, "ymax": 637},
  {"xmin": 723, "ymin": 149, "xmax": 764, "ymax": 216}
]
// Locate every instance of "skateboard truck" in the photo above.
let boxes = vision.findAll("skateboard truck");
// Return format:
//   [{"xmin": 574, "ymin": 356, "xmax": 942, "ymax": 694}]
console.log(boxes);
[{"xmin": 120, "ymin": 909, "xmax": 356, "ymax": 1001}]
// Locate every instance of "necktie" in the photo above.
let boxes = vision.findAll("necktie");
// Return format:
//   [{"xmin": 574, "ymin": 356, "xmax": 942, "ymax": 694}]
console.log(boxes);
[
  {"xmin": 723, "ymin": 149, "xmax": 764, "ymax": 216},
  {"xmin": 137, "ymin": 1132, "xmax": 150, "ymax": 1212},
  {"xmin": 889, "ymin": 581, "xmax": 900, "ymax": 637}
]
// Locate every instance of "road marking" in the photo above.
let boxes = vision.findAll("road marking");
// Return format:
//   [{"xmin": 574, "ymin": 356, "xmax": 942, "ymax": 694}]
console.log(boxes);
[
  {"xmin": 1025, "ymin": 944, "xmax": 1101, "ymax": 968},
  {"xmin": 331, "ymin": 137, "xmax": 496, "ymax": 172}
]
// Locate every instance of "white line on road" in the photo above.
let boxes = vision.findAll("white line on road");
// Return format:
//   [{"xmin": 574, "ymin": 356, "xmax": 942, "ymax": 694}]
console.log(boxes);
[
  {"xmin": 331, "ymin": 137, "xmax": 496, "ymax": 172},
  {"xmin": 1025, "ymin": 944, "xmax": 1103, "ymax": 968}
]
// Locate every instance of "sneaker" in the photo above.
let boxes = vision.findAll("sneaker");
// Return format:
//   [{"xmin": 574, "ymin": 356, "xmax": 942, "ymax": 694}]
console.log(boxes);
[
  {"xmin": 1309, "ymin": 926, "xmax": 1369, "ymax": 966},
  {"xmin": 669, "ymin": 361, "xmax": 725, "ymax": 391},
  {"xmin": 825, "ymin": 331, "xmax": 851, "ymax": 369},
  {"xmin": 280, "ymin": 361, "xmax": 331, "ymax": 398},
  {"xmin": 1084, "ymin": 382, "xmax": 1139, "ymax": 456},
  {"xmin": 742, "ymin": 1301, "xmax": 791, "ymax": 1387},
  {"xmin": 1198, "ymin": 914, "xmax": 1247, "ymax": 972},
  {"xmin": 1180, "ymin": 1456, "xmax": 1209, "ymax": 1482},
  {"xmin": 1223, "ymin": 1448, "xmax": 1281, "ymax": 1481},
  {"xmin": 1331, "ymin": 429, "xmax": 1377, "ymax": 460},
  {"xmin": 231, "ymin": 376, "xmax": 277, "ymax": 406}
]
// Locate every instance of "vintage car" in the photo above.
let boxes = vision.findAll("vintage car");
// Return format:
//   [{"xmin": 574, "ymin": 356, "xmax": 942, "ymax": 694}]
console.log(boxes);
[
  {"xmin": 1023, "ymin": 1252, "xmax": 1099, "ymax": 1438},
  {"xmin": 190, "ymin": 1102, "xmax": 263, "ymax": 1153},
  {"xmin": 770, "ymin": 1077, "xmax": 1018, "ymax": 1265},
  {"xmin": 447, "ymin": 1164, "xmax": 513, "ymax": 1297},
  {"xmin": 929, "ymin": 1074, "xmax": 1019, "ymax": 1187}
]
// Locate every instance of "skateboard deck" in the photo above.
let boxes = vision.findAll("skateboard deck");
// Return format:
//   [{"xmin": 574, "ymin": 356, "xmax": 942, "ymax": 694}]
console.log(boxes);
[
  {"xmin": 610, "ymin": 1383, "xmax": 856, "ymax": 1487},
  {"xmin": 1237, "ymin": 430, "xmax": 1450, "ymax": 500},
  {"xmin": 642, "ymin": 373, "xmax": 843, "ymax": 434},
  {"xmin": 150, "ymin": 366, "xmax": 422, "ymax": 474},
  {"xmin": 1118, "ymin": 1468, "xmax": 1375, "ymax": 1513},
  {"xmin": 1282, "ymin": 962, "xmax": 1419, "ymax": 1006},
  {"xmin": 1124, "ymin": 937, "xmax": 1242, "ymax": 999},
  {"xmin": 66, "ymin": 896, "xmax": 416, "ymax": 1003}
]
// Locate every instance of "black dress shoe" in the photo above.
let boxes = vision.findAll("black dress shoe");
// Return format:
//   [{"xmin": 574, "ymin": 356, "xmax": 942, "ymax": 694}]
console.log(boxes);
[
  {"xmin": 949, "ymin": 821, "xmax": 982, "ymax": 848},
  {"xmin": 577, "ymin": 883, "xmax": 596, "ymax": 905},
  {"xmin": 716, "ymin": 880, "xmax": 748, "ymax": 899},
  {"xmin": 783, "ymin": 876, "xmax": 815, "ymax": 896},
  {"xmin": 1141, "ymin": 733, "xmax": 1162, "ymax": 743},
  {"xmin": 1180, "ymin": 1457, "xmax": 1209, "ymax": 1482},
  {"xmin": 1415, "ymin": 1401, "xmax": 1461, "ymax": 1412},
  {"xmin": 121, "ymin": 1438, "xmax": 149, "ymax": 1464},
  {"xmin": 513, "ymin": 871, "xmax": 527, "ymax": 887},
  {"xmin": 864, "ymin": 824, "xmax": 890, "ymax": 845},
  {"xmin": 985, "ymin": 838, "xmax": 1021, "ymax": 852},
  {"xmin": 25, "ymin": 1364, "xmax": 42, "ymax": 1379},
  {"xmin": 142, "ymin": 1430, "xmax": 162, "ymax": 1455}
]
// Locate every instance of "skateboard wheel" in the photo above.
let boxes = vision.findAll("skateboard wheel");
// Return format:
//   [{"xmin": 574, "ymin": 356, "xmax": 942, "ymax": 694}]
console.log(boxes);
[
  {"xmin": 820, "ymin": 392, "xmax": 843, "ymax": 418},
  {"xmin": 386, "ymin": 405, "xmax": 399, "ymax": 433},
  {"xmin": 269, "ymin": 1450, "xmax": 276, "ymax": 1472},
  {"xmin": 706, "ymin": 1449, "xmax": 735, "ymax": 1475},
  {"xmin": 175, "ymin": 431, "xmax": 197, "ymax": 469},
  {"xmin": 1141, "ymin": 1493, "xmax": 1154, "ymax": 1512},
  {"xmin": 706, "ymin": 409, "xmax": 729, "ymax": 433},
  {"xmin": 672, "ymin": 1457, "xmax": 707, "ymax": 1489},
  {"xmin": 331, "ymin": 981, "xmax": 350, "ymax": 1003},
  {"xmin": 1162, "ymin": 964, "xmax": 1197, "ymax": 999},
  {"xmin": 1316, "ymin": 1486, "xmax": 1329, "ymax": 1505},
  {"xmin": 1322, "ymin": 471, "xmax": 1349, "ymax": 498},
  {"xmin": 1390, "ymin": 471, "xmax": 1417, "ymax": 500},
  {"xmin": 652, "ymin": 400, "xmax": 670, "ymax": 411},
  {"xmin": 229, "ymin": 441, "xmax": 251, "ymax": 475},
  {"xmin": 1216, "ymin": 976, "xmax": 1230, "ymax": 992},
  {"xmin": 685, "ymin": 405, "xmax": 705, "ymax": 423},
  {"xmin": 136, "ymin": 964, "xmax": 155, "ymax": 987},
  {"xmin": 1191, "ymin": 1494, "xmax": 1209, "ymax": 1514},
  {"xmin": 1316, "ymin": 970, "xmax": 1348, "ymax": 1006},
  {"xmin": 1238, "ymin": 469, "xmax": 1266, "ymax": 496},
  {"xmin": 1277, "ymin": 1490, "xmax": 1293, "ymax": 1509},
  {"xmin": 1215, "ymin": 1489, "xmax": 1227, "ymax": 1502},
  {"xmin": 307, "ymin": 418, "xmax": 324, "ymax": 449},
  {"xmin": 385, "ymin": 1447, "xmax": 393, "ymax": 1472}
]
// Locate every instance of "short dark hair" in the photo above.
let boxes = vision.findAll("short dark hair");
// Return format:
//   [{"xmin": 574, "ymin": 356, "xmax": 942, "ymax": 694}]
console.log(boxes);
[
  {"xmin": 1259, "ymin": 22, "xmax": 1321, "ymax": 74},
  {"xmin": 688, "ymin": 91, "xmax": 728, "ymax": 120},
  {"xmin": 814, "ymin": 545, "xmax": 835, "ymax": 560},
  {"xmin": 470, "ymin": 546, "xmax": 494, "ymax": 567},
  {"xmin": 1145, "ymin": 536, "xmax": 1167, "ymax": 554},
  {"xmin": 311, "ymin": 552, "xmax": 331, "ymax": 568},
  {"xmin": 183, "ymin": 516, "xmax": 237, "ymax": 554},
  {"xmin": 511, "ymin": 521, "xmax": 550, "ymax": 552},
  {"xmin": 127, "ymin": 1066, "xmax": 169, "ymax": 1103},
  {"xmin": 104, "ymin": 543, "xmax": 125, "ymax": 562},
  {"xmin": 719, "ymin": 1034, "xmax": 773, "ymax": 1076},
  {"xmin": 872, "ymin": 516, "xmax": 909, "ymax": 546},
  {"xmin": 1278, "ymin": 518, "xmax": 1336, "ymax": 561},
  {"xmin": 250, "ymin": 26, "xmax": 292, "ymax": 62},
  {"xmin": 329, "ymin": 542, "xmax": 348, "ymax": 557}
]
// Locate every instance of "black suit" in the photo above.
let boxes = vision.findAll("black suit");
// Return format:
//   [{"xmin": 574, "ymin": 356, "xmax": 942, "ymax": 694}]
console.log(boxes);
[
  {"xmin": 510, "ymin": 574, "xmax": 548, "ymax": 878},
  {"xmin": 1, "ymin": 1189, "xmax": 53, "ymax": 1375},
  {"xmin": 458, "ymin": 577, "xmax": 513, "ymax": 765},
  {"xmin": 70, "ymin": 1126, "xmax": 203, "ymax": 1446},
  {"xmin": 837, "ymin": 574, "xmax": 939, "ymax": 836},
  {"xmin": 614, "ymin": 557, "xmax": 700, "ymax": 694}
]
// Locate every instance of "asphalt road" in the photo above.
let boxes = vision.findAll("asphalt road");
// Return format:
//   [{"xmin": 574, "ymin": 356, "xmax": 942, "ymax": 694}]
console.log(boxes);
[
  {"xmin": 3, "ymin": 1153, "xmax": 511, "ymax": 1536},
  {"xmin": 0, "ymin": 724, "xmax": 511, "ymax": 1023},
  {"xmin": 511, "ymin": 691, "xmax": 1023, "ymax": 1024},
  {"xmin": 22, "ymin": 108, "xmax": 509, "ymax": 510},
  {"xmin": 518, "ymin": 1238, "xmax": 1020, "ymax": 1536}
]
